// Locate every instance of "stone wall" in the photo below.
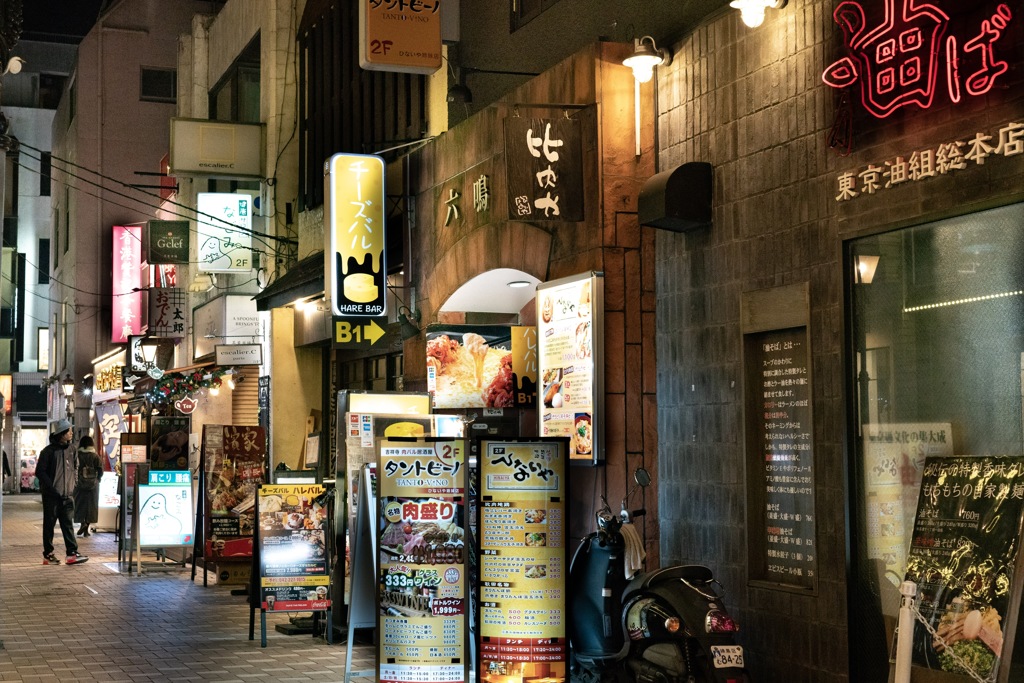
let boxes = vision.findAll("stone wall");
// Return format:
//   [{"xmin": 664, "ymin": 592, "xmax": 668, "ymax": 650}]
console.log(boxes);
[{"xmin": 655, "ymin": 1, "xmax": 1024, "ymax": 679}]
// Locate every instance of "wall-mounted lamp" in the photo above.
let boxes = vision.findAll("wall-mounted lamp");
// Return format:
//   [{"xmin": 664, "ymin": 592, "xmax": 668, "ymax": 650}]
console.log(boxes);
[
  {"xmin": 854, "ymin": 255, "xmax": 880, "ymax": 284},
  {"xmin": 730, "ymin": 0, "xmax": 787, "ymax": 28},
  {"xmin": 622, "ymin": 36, "xmax": 672, "ymax": 157},
  {"xmin": 622, "ymin": 36, "xmax": 670, "ymax": 84},
  {"xmin": 399, "ymin": 306, "xmax": 422, "ymax": 341}
]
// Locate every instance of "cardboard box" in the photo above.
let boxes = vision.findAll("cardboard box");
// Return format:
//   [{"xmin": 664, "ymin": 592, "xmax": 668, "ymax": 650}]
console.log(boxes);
[{"xmin": 210, "ymin": 561, "xmax": 251, "ymax": 585}]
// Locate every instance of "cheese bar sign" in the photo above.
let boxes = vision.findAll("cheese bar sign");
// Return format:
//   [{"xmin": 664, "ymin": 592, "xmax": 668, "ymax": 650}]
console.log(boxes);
[{"xmin": 325, "ymin": 153, "xmax": 386, "ymax": 317}]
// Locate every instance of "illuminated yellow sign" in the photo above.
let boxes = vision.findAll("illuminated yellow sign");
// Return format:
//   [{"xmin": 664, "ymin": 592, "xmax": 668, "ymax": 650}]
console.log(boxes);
[
  {"xmin": 359, "ymin": 0, "xmax": 441, "ymax": 75},
  {"xmin": 325, "ymin": 153, "xmax": 386, "ymax": 317}
]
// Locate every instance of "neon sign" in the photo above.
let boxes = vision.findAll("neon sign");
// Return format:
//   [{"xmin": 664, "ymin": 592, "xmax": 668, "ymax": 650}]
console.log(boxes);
[
  {"xmin": 112, "ymin": 225, "xmax": 143, "ymax": 343},
  {"xmin": 822, "ymin": 1, "xmax": 1014, "ymax": 118}
]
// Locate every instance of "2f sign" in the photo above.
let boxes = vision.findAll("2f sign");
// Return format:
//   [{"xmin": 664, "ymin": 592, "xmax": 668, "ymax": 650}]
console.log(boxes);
[{"xmin": 359, "ymin": 0, "xmax": 442, "ymax": 75}]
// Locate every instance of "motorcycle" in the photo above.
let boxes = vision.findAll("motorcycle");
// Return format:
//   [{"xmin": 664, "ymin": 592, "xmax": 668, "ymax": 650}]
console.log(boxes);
[{"xmin": 569, "ymin": 468, "xmax": 750, "ymax": 683}]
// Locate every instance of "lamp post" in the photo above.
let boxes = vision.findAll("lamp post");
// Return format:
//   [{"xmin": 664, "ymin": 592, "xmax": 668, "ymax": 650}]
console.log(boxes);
[{"xmin": 61, "ymin": 373, "xmax": 75, "ymax": 422}]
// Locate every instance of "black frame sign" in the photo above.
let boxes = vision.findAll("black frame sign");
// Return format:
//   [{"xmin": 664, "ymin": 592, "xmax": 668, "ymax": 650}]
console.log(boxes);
[
  {"xmin": 504, "ymin": 117, "xmax": 583, "ymax": 222},
  {"xmin": 478, "ymin": 438, "xmax": 569, "ymax": 681},
  {"xmin": 905, "ymin": 456, "xmax": 1024, "ymax": 681},
  {"xmin": 145, "ymin": 220, "xmax": 190, "ymax": 264},
  {"xmin": 742, "ymin": 283, "xmax": 816, "ymax": 593}
]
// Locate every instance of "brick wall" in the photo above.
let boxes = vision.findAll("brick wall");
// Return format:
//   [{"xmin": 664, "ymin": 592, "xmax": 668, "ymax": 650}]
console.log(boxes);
[{"xmin": 655, "ymin": 1, "xmax": 1024, "ymax": 680}]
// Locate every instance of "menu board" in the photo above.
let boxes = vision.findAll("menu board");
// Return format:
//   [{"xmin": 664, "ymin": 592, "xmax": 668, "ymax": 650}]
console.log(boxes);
[
  {"xmin": 478, "ymin": 440, "xmax": 568, "ymax": 681},
  {"xmin": 905, "ymin": 456, "xmax": 1024, "ymax": 679},
  {"xmin": 138, "ymin": 470, "xmax": 194, "ymax": 547},
  {"xmin": 257, "ymin": 484, "xmax": 331, "ymax": 612},
  {"xmin": 150, "ymin": 416, "xmax": 191, "ymax": 470},
  {"xmin": 426, "ymin": 325, "xmax": 515, "ymax": 409},
  {"xmin": 862, "ymin": 423, "xmax": 953, "ymax": 587},
  {"xmin": 203, "ymin": 425, "xmax": 267, "ymax": 559},
  {"xmin": 537, "ymin": 272, "xmax": 604, "ymax": 464},
  {"xmin": 378, "ymin": 439, "xmax": 468, "ymax": 683},
  {"xmin": 745, "ymin": 326, "xmax": 817, "ymax": 591}
]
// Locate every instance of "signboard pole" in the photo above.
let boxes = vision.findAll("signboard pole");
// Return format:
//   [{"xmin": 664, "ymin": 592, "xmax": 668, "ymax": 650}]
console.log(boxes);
[
  {"xmin": 191, "ymin": 450, "xmax": 208, "ymax": 586},
  {"xmin": 345, "ymin": 465, "xmax": 377, "ymax": 682}
]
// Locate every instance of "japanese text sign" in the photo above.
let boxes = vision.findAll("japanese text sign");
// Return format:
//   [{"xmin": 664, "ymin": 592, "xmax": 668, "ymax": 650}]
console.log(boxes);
[
  {"xmin": 359, "ymin": 0, "xmax": 441, "ymax": 75},
  {"xmin": 325, "ymin": 153, "xmax": 387, "ymax": 317},
  {"xmin": 905, "ymin": 456, "xmax": 1024, "ymax": 679},
  {"xmin": 378, "ymin": 439, "xmax": 467, "ymax": 683},
  {"xmin": 196, "ymin": 192, "xmax": 253, "ymax": 273},
  {"xmin": 504, "ymin": 117, "xmax": 584, "ymax": 222},
  {"xmin": 148, "ymin": 288, "xmax": 187, "ymax": 338},
  {"xmin": 823, "ymin": 1, "xmax": 1017, "ymax": 118},
  {"xmin": 112, "ymin": 225, "xmax": 143, "ymax": 344},
  {"xmin": 478, "ymin": 439, "xmax": 568, "ymax": 679},
  {"xmin": 257, "ymin": 485, "xmax": 331, "ymax": 613}
]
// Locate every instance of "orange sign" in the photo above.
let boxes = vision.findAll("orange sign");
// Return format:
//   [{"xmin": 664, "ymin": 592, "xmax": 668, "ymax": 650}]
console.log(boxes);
[{"xmin": 359, "ymin": 0, "xmax": 441, "ymax": 74}]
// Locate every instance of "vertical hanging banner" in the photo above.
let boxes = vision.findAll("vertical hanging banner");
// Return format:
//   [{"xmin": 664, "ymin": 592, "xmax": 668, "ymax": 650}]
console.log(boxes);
[
  {"xmin": 511, "ymin": 326, "xmax": 538, "ymax": 409},
  {"xmin": 359, "ymin": 0, "xmax": 441, "ymax": 74},
  {"xmin": 325, "ymin": 153, "xmax": 386, "ymax": 317},
  {"xmin": 378, "ymin": 439, "xmax": 467, "ymax": 683},
  {"xmin": 478, "ymin": 439, "xmax": 568, "ymax": 682},
  {"xmin": 196, "ymin": 192, "xmax": 253, "ymax": 273},
  {"xmin": 112, "ymin": 225, "xmax": 143, "ymax": 343},
  {"xmin": 504, "ymin": 117, "xmax": 584, "ymax": 222},
  {"xmin": 94, "ymin": 400, "xmax": 126, "ymax": 471}
]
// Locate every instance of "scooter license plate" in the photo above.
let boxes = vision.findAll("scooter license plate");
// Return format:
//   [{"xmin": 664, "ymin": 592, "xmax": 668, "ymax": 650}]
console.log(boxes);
[{"xmin": 710, "ymin": 645, "xmax": 744, "ymax": 668}]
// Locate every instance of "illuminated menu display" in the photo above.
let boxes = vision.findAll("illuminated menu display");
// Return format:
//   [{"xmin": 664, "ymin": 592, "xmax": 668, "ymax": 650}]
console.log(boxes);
[
  {"xmin": 537, "ymin": 272, "xmax": 603, "ymax": 463},
  {"xmin": 258, "ymin": 485, "xmax": 330, "ymax": 613},
  {"xmin": 378, "ymin": 440, "xmax": 467, "ymax": 683},
  {"xmin": 746, "ymin": 326, "xmax": 816, "ymax": 591},
  {"xmin": 478, "ymin": 440, "xmax": 568, "ymax": 680}
]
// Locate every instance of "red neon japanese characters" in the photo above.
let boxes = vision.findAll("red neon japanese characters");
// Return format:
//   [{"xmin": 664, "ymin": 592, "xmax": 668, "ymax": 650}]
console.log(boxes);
[{"xmin": 822, "ymin": 0, "xmax": 1014, "ymax": 118}]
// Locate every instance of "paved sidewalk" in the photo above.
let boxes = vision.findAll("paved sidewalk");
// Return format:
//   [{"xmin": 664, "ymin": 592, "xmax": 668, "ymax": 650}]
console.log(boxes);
[{"xmin": 0, "ymin": 493, "xmax": 376, "ymax": 682}]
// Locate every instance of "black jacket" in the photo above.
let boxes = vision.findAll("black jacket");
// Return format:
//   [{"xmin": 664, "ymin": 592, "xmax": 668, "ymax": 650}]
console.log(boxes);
[{"xmin": 36, "ymin": 437, "xmax": 77, "ymax": 499}]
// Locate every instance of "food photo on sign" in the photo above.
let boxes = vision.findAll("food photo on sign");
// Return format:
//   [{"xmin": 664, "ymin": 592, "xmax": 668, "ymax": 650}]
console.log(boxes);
[{"xmin": 425, "ymin": 325, "xmax": 514, "ymax": 409}]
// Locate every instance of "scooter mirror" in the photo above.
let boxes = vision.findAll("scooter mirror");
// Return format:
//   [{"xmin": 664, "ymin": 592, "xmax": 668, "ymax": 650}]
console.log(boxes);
[{"xmin": 634, "ymin": 468, "xmax": 651, "ymax": 487}]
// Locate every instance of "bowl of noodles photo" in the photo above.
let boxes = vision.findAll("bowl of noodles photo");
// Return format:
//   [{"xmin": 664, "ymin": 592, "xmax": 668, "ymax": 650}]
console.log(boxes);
[{"xmin": 574, "ymin": 415, "xmax": 593, "ymax": 455}]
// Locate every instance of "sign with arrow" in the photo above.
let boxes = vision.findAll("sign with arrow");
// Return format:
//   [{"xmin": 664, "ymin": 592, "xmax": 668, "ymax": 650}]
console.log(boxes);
[{"xmin": 333, "ymin": 318, "xmax": 388, "ymax": 349}]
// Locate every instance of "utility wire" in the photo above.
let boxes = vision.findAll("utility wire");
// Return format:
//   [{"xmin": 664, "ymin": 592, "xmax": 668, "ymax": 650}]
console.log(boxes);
[{"xmin": 19, "ymin": 144, "xmax": 296, "ymax": 259}]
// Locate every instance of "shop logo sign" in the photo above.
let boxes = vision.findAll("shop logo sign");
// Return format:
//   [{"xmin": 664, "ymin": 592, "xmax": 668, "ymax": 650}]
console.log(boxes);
[
  {"xmin": 822, "ymin": 1, "xmax": 1015, "ymax": 118},
  {"xmin": 504, "ymin": 117, "xmax": 584, "ymax": 222}
]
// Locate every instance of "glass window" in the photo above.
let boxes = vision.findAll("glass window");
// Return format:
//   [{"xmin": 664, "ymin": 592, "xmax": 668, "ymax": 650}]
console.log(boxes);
[
  {"xmin": 39, "ymin": 152, "xmax": 51, "ymax": 197},
  {"xmin": 848, "ymin": 201, "xmax": 1024, "ymax": 677},
  {"xmin": 38, "ymin": 239, "xmax": 49, "ymax": 284},
  {"xmin": 140, "ymin": 67, "xmax": 176, "ymax": 103}
]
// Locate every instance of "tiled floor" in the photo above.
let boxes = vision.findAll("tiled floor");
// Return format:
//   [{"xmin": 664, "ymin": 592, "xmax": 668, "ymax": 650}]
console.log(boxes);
[{"xmin": 0, "ymin": 493, "xmax": 376, "ymax": 682}]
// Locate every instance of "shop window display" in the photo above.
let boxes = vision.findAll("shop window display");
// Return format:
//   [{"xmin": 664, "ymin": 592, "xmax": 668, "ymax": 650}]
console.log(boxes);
[{"xmin": 848, "ymin": 201, "xmax": 1024, "ymax": 678}]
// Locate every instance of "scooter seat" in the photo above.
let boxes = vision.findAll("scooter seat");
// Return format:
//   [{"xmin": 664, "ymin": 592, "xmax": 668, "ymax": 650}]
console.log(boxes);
[{"xmin": 624, "ymin": 564, "xmax": 713, "ymax": 595}]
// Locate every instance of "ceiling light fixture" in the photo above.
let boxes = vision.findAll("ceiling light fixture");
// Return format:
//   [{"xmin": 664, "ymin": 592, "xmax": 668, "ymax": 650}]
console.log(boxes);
[
  {"xmin": 730, "ymin": 0, "xmax": 787, "ymax": 28},
  {"xmin": 506, "ymin": 280, "xmax": 531, "ymax": 289}
]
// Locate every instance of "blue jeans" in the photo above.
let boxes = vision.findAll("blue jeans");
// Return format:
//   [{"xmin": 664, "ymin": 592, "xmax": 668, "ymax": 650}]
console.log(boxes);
[{"xmin": 42, "ymin": 493, "xmax": 78, "ymax": 557}]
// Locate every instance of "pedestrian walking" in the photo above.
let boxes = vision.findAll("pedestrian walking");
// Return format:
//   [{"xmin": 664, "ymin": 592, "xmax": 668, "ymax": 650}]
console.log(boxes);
[
  {"xmin": 74, "ymin": 435, "xmax": 102, "ymax": 537},
  {"xmin": 36, "ymin": 419, "xmax": 88, "ymax": 565}
]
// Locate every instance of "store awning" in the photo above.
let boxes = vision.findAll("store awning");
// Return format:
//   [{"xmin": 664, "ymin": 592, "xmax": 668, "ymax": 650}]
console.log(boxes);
[{"xmin": 252, "ymin": 251, "xmax": 324, "ymax": 311}]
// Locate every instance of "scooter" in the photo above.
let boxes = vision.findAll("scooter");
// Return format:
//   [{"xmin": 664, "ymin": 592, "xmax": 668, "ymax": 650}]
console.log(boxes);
[{"xmin": 569, "ymin": 469, "xmax": 751, "ymax": 683}]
